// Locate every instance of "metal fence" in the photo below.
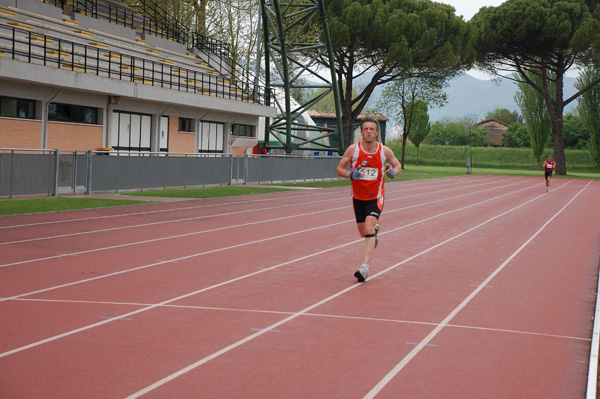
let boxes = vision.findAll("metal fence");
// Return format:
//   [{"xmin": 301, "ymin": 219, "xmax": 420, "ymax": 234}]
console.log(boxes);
[{"xmin": 0, "ymin": 149, "xmax": 342, "ymax": 198}]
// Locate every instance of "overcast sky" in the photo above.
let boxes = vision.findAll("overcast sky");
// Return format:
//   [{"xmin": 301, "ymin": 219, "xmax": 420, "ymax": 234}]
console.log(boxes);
[
  {"xmin": 441, "ymin": 0, "xmax": 506, "ymax": 21},
  {"xmin": 439, "ymin": 1, "xmax": 505, "ymax": 79}
]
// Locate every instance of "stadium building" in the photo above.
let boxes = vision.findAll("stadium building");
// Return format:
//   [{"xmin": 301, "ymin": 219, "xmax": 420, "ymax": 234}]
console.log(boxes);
[{"xmin": 0, "ymin": 0, "xmax": 276, "ymax": 154}]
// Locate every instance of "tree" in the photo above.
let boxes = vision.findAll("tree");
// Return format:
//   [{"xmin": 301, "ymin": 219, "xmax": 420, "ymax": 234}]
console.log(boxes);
[
  {"xmin": 408, "ymin": 100, "xmax": 431, "ymax": 165},
  {"xmin": 514, "ymin": 70, "xmax": 553, "ymax": 167},
  {"xmin": 323, "ymin": 0, "xmax": 473, "ymax": 149},
  {"xmin": 577, "ymin": 66, "xmax": 600, "ymax": 169},
  {"xmin": 377, "ymin": 75, "xmax": 447, "ymax": 168},
  {"xmin": 502, "ymin": 123, "xmax": 530, "ymax": 148},
  {"xmin": 484, "ymin": 108, "xmax": 523, "ymax": 125},
  {"xmin": 563, "ymin": 113, "xmax": 589, "ymax": 149},
  {"xmin": 470, "ymin": 0, "xmax": 600, "ymax": 175}
]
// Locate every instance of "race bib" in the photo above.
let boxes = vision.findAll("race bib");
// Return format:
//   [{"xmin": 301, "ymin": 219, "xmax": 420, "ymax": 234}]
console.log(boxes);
[{"xmin": 360, "ymin": 167, "xmax": 379, "ymax": 181}]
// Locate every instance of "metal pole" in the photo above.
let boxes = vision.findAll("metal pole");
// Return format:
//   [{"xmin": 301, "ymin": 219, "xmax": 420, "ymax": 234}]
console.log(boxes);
[
  {"xmin": 54, "ymin": 149, "xmax": 60, "ymax": 196},
  {"xmin": 9, "ymin": 150, "xmax": 14, "ymax": 199},
  {"xmin": 85, "ymin": 150, "xmax": 92, "ymax": 195}
]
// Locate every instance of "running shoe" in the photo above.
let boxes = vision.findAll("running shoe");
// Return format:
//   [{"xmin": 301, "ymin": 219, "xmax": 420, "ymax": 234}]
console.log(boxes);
[
  {"xmin": 374, "ymin": 223, "xmax": 380, "ymax": 248},
  {"xmin": 354, "ymin": 265, "xmax": 369, "ymax": 282}
]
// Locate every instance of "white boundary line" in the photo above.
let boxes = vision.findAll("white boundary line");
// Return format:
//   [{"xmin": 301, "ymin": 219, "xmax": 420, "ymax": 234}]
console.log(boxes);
[
  {"xmin": 362, "ymin": 180, "xmax": 593, "ymax": 399},
  {"xmin": 587, "ymin": 260, "xmax": 600, "ymax": 399},
  {"xmin": 122, "ymin": 180, "xmax": 582, "ymax": 399}
]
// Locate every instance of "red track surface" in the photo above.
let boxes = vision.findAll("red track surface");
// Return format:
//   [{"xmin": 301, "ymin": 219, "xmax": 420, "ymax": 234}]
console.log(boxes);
[{"xmin": 1, "ymin": 175, "xmax": 599, "ymax": 398}]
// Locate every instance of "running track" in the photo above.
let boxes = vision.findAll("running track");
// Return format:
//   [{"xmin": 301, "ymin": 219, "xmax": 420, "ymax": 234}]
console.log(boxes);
[{"xmin": 1, "ymin": 175, "xmax": 599, "ymax": 398}]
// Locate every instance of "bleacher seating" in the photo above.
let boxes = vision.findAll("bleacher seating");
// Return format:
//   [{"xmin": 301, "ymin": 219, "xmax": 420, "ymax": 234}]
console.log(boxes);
[{"xmin": 0, "ymin": 0, "xmax": 262, "ymax": 104}]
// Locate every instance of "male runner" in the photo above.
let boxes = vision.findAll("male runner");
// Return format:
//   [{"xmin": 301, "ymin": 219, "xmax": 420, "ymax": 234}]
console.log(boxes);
[
  {"xmin": 336, "ymin": 116, "xmax": 402, "ymax": 282},
  {"xmin": 543, "ymin": 155, "xmax": 556, "ymax": 193}
]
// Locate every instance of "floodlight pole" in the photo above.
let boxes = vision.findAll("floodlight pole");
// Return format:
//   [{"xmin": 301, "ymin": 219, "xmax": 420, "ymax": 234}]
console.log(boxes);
[{"xmin": 260, "ymin": 0, "xmax": 343, "ymax": 154}]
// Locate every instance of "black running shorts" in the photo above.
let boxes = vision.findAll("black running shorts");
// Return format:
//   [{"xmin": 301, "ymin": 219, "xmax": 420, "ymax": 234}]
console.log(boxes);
[{"xmin": 352, "ymin": 198, "xmax": 383, "ymax": 224}]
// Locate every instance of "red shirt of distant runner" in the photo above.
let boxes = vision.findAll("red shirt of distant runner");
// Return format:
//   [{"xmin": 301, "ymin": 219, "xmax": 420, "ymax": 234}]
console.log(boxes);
[
  {"xmin": 350, "ymin": 141, "xmax": 387, "ymax": 201},
  {"xmin": 544, "ymin": 160, "xmax": 556, "ymax": 172}
]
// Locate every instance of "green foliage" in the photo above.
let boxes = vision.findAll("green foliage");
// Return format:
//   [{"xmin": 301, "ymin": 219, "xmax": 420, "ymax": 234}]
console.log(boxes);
[
  {"xmin": 514, "ymin": 70, "xmax": 553, "ymax": 166},
  {"xmin": 386, "ymin": 143, "xmax": 598, "ymax": 171},
  {"xmin": 470, "ymin": 0, "xmax": 600, "ymax": 174},
  {"xmin": 325, "ymin": 0, "xmax": 473, "ymax": 148},
  {"xmin": 485, "ymin": 108, "xmax": 523, "ymax": 125},
  {"xmin": 577, "ymin": 66, "xmax": 600, "ymax": 169},
  {"xmin": 563, "ymin": 113, "xmax": 590, "ymax": 149},
  {"xmin": 502, "ymin": 123, "xmax": 531, "ymax": 148},
  {"xmin": 424, "ymin": 121, "xmax": 486, "ymax": 147},
  {"xmin": 409, "ymin": 100, "xmax": 431, "ymax": 148}
]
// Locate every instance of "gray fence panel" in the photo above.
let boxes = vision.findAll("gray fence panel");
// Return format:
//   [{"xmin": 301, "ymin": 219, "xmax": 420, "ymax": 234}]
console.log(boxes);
[
  {"xmin": 165, "ymin": 156, "xmax": 188, "ymax": 187},
  {"xmin": 185, "ymin": 155, "xmax": 232, "ymax": 186},
  {"xmin": 0, "ymin": 153, "xmax": 56, "ymax": 196},
  {"xmin": 90, "ymin": 154, "xmax": 119, "ymax": 191},
  {"xmin": 1, "ymin": 150, "xmax": 342, "ymax": 197},
  {"xmin": 142, "ymin": 156, "xmax": 169, "ymax": 190}
]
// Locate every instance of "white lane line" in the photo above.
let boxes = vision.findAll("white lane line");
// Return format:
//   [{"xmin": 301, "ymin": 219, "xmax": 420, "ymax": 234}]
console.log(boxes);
[
  {"xmin": 0, "ymin": 178, "xmax": 545, "ymax": 360},
  {"xmin": 0, "ymin": 175, "xmax": 477, "ymax": 230},
  {"xmin": 6, "ymin": 296, "xmax": 590, "ymax": 342},
  {"xmin": 0, "ymin": 177, "xmax": 540, "ymax": 305},
  {"xmin": 0, "ymin": 177, "xmax": 531, "ymax": 269},
  {"xmin": 122, "ymin": 182, "xmax": 575, "ymax": 398},
  {"xmin": 0, "ymin": 175, "xmax": 509, "ymax": 246},
  {"xmin": 362, "ymin": 180, "xmax": 593, "ymax": 399}
]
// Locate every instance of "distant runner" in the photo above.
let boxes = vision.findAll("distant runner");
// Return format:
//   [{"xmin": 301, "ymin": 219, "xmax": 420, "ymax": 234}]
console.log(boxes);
[{"xmin": 543, "ymin": 155, "xmax": 556, "ymax": 193}]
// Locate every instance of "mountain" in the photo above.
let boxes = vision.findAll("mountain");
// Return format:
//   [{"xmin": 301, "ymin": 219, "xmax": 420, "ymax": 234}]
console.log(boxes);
[
  {"xmin": 360, "ymin": 72, "xmax": 579, "ymax": 129},
  {"xmin": 427, "ymin": 73, "xmax": 578, "ymax": 121}
]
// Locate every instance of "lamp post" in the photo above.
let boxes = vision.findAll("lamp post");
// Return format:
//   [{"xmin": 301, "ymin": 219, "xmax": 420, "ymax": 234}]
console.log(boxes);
[{"xmin": 466, "ymin": 125, "xmax": 472, "ymax": 174}]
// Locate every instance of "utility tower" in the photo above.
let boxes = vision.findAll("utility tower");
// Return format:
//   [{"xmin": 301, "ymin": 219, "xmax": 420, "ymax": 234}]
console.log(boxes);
[{"xmin": 259, "ymin": 0, "xmax": 344, "ymax": 154}]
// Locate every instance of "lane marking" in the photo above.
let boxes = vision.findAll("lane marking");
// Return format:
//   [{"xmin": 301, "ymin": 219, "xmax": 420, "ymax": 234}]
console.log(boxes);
[
  {"xmin": 0, "ymin": 176, "xmax": 516, "ymax": 247},
  {"xmin": 122, "ymin": 181, "xmax": 583, "ymax": 399},
  {"xmin": 406, "ymin": 342, "xmax": 439, "ymax": 347},
  {"xmin": 6, "ymin": 296, "xmax": 590, "ymax": 342},
  {"xmin": 100, "ymin": 316, "xmax": 132, "ymax": 321},
  {"xmin": 362, "ymin": 180, "xmax": 593, "ymax": 399},
  {"xmin": 0, "ymin": 179, "xmax": 549, "ymax": 362},
  {"xmin": 0, "ymin": 174, "xmax": 483, "ymax": 230},
  {"xmin": 0, "ymin": 177, "xmax": 534, "ymax": 270},
  {"xmin": 0, "ymin": 179, "xmax": 543, "ymax": 303}
]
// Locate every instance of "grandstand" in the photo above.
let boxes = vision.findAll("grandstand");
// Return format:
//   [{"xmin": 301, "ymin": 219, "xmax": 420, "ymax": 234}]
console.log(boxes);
[{"xmin": 0, "ymin": 0, "xmax": 276, "ymax": 154}]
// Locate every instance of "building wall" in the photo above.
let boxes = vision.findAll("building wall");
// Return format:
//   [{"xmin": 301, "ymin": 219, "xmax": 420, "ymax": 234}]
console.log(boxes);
[
  {"xmin": 167, "ymin": 115, "xmax": 194, "ymax": 153},
  {"xmin": 47, "ymin": 122, "xmax": 104, "ymax": 151},
  {"xmin": 0, "ymin": 118, "xmax": 42, "ymax": 148},
  {"xmin": 169, "ymin": 130, "xmax": 196, "ymax": 153}
]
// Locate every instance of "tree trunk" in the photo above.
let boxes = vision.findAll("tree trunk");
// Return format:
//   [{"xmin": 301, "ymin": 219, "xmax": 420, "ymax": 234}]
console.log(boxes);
[
  {"xmin": 400, "ymin": 134, "xmax": 408, "ymax": 169},
  {"xmin": 548, "ymin": 72, "xmax": 567, "ymax": 175}
]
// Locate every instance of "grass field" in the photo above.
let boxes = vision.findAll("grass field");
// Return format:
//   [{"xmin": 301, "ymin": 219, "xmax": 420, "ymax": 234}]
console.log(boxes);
[
  {"xmin": 1, "ymin": 165, "xmax": 599, "ymax": 216},
  {"xmin": 390, "ymin": 143, "xmax": 600, "ymax": 172}
]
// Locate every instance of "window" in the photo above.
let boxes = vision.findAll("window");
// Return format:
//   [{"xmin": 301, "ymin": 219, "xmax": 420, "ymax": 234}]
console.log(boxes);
[
  {"xmin": 232, "ymin": 124, "xmax": 253, "ymax": 137},
  {"xmin": 109, "ymin": 111, "xmax": 152, "ymax": 152},
  {"xmin": 0, "ymin": 96, "xmax": 35, "ymax": 119},
  {"xmin": 199, "ymin": 121, "xmax": 224, "ymax": 153},
  {"xmin": 48, "ymin": 103, "xmax": 98, "ymax": 124},
  {"xmin": 178, "ymin": 117, "xmax": 194, "ymax": 132}
]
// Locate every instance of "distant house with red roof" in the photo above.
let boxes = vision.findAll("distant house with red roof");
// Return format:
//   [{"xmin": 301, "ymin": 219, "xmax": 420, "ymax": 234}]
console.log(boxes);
[{"xmin": 476, "ymin": 119, "xmax": 509, "ymax": 147}]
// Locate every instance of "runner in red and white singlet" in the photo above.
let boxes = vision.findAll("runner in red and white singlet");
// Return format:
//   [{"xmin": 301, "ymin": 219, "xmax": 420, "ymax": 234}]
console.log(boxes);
[
  {"xmin": 543, "ymin": 155, "xmax": 556, "ymax": 193},
  {"xmin": 336, "ymin": 116, "xmax": 402, "ymax": 282}
]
